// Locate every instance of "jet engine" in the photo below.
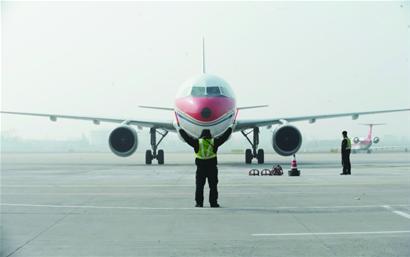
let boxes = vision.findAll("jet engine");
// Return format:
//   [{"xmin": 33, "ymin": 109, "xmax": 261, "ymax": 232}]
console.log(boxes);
[
  {"xmin": 353, "ymin": 137, "xmax": 360, "ymax": 144},
  {"xmin": 272, "ymin": 125, "xmax": 302, "ymax": 156},
  {"xmin": 109, "ymin": 126, "xmax": 138, "ymax": 157},
  {"xmin": 373, "ymin": 137, "xmax": 380, "ymax": 144}
]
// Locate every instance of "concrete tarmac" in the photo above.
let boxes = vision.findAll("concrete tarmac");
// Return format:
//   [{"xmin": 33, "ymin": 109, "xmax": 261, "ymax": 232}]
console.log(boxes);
[{"xmin": 1, "ymin": 152, "xmax": 410, "ymax": 257}]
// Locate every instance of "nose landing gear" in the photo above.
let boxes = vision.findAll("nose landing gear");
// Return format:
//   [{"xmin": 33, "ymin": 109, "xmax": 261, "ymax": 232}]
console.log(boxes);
[
  {"xmin": 145, "ymin": 128, "xmax": 168, "ymax": 165},
  {"xmin": 241, "ymin": 127, "xmax": 264, "ymax": 164}
]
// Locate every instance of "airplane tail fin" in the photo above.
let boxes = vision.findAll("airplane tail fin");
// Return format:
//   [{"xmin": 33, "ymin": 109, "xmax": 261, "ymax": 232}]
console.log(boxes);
[{"xmin": 360, "ymin": 123, "xmax": 385, "ymax": 140}]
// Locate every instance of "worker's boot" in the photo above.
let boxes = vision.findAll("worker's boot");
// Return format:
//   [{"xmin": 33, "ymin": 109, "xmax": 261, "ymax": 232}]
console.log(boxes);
[
  {"xmin": 210, "ymin": 203, "xmax": 220, "ymax": 208},
  {"xmin": 195, "ymin": 202, "xmax": 203, "ymax": 208}
]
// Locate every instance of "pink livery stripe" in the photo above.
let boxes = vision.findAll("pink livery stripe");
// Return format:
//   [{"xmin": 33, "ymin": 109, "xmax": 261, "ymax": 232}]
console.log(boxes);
[{"xmin": 175, "ymin": 96, "xmax": 236, "ymax": 123}]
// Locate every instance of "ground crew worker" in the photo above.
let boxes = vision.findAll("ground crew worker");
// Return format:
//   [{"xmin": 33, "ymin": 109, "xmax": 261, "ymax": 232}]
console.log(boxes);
[
  {"xmin": 179, "ymin": 127, "xmax": 232, "ymax": 208},
  {"xmin": 341, "ymin": 130, "xmax": 352, "ymax": 175}
]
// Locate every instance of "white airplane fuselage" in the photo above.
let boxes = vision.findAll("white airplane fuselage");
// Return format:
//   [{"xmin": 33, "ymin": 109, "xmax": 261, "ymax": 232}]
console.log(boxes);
[{"xmin": 352, "ymin": 138, "xmax": 373, "ymax": 151}]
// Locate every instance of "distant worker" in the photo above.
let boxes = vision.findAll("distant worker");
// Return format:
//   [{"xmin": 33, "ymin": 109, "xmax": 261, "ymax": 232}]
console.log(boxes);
[
  {"xmin": 341, "ymin": 130, "xmax": 352, "ymax": 175},
  {"xmin": 179, "ymin": 127, "xmax": 232, "ymax": 208}
]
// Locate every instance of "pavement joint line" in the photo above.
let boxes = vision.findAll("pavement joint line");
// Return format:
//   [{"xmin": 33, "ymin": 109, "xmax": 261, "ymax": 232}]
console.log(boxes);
[
  {"xmin": 1, "ymin": 192, "xmax": 259, "ymax": 196},
  {"xmin": 2, "ymin": 203, "xmax": 410, "ymax": 211},
  {"xmin": 382, "ymin": 205, "xmax": 410, "ymax": 219},
  {"xmin": 5, "ymin": 211, "xmax": 71, "ymax": 257},
  {"xmin": 251, "ymin": 231, "xmax": 410, "ymax": 237}
]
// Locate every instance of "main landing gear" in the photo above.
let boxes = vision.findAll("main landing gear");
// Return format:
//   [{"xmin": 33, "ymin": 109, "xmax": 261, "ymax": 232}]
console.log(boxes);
[
  {"xmin": 241, "ymin": 127, "xmax": 264, "ymax": 164},
  {"xmin": 145, "ymin": 128, "xmax": 168, "ymax": 165}
]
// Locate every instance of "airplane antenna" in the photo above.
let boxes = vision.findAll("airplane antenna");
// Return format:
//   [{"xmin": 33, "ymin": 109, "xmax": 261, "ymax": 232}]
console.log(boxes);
[{"xmin": 202, "ymin": 37, "xmax": 206, "ymax": 74}]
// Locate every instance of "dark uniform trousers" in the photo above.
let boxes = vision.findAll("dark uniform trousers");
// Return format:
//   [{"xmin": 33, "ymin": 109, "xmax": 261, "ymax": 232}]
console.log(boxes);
[
  {"xmin": 342, "ymin": 150, "xmax": 351, "ymax": 174},
  {"xmin": 195, "ymin": 162, "xmax": 218, "ymax": 205}
]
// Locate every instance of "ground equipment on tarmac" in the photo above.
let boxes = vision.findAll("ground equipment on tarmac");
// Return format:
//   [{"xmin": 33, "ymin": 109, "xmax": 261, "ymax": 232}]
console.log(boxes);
[
  {"xmin": 272, "ymin": 165, "xmax": 284, "ymax": 176},
  {"xmin": 249, "ymin": 169, "xmax": 260, "ymax": 176},
  {"xmin": 288, "ymin": 154, "xmax": 301, "ymax": 176},
  {"xmin": 261, "ymin": 169, "xmax": 272, "ymax": 176}
]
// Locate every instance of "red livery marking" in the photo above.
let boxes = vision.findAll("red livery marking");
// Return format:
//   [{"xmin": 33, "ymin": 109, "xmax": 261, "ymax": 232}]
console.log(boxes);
[
  {"xmin": 174, "ymin": 111, "xmax": 180, "ymax": 126},
  {"xmin": 175, "ymin": 97, "xmax": 235, "ymax": 122},
  {"xmin": 234, "ymin": 109, "xmax": 239, "ymax": 123}
]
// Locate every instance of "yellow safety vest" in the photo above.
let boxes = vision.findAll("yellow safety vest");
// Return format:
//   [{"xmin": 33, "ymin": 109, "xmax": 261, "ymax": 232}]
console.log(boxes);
[
  {"xmin": 196, "ymin": 138, "xmax": 216, "ymax": 159},
  {"xmin": 346, "ymin": 137, "xmax": 352, "ymax": 150}
]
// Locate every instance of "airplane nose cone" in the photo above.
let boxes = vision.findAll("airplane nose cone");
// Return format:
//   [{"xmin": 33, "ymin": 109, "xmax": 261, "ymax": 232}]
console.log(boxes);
[
  {"xmin": 175, "ymin": 96, "xmax": 236, "ymax": 123},
  {"xmin": 201, "ymin": 107, "xmax": 212, "ymax": 118}
]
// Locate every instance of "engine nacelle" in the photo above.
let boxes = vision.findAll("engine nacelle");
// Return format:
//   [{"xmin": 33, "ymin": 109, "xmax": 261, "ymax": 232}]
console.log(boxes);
[
  {"xmin": 353, "ymin": 137, "xmax": 360, "ymax": 144},
  {"xmin": 272, "ymin": 125, "xmax": 302, "ymax": 156},
  {"xmin": 373, "ymin": 137, "xmax": 380, "ymax": 144},
  {"xmin": 109, "ymin": 126, "xmax": 138, "ymax": 157}
]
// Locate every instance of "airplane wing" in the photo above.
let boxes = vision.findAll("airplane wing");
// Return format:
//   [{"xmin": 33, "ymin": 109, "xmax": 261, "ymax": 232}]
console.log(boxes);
[
  {"xmin": 234, "ymin": 108, "xmax": 410, "ymax": 131},
  {"xmin": 237, "ymin": 105, "xmax": 269, "ymax": 110},
  {"xmin": 0, "ymin": 111, "xmax": 176, "ymax": 131}
]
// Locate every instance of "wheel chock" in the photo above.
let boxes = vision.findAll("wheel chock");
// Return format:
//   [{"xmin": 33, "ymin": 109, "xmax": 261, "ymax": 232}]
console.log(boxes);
[
  {"xmin": 261, "ymin": 169, "xmax": 272, "ymax": 176},
  {"xmin": 249, "ymin": 169, "xmax": 260, "ymax": 176}
]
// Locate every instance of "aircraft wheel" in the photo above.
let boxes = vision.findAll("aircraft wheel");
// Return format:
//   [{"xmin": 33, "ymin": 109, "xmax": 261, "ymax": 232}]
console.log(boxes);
[
  {"xmin": 157, "ymin": 149, "xmax": 164, "ymax": 165},
  {"xmin": 245, "ymin": 149, "xmax": 252, "ymax": 164},
  {"xmin": 257, "ymin": 149, "xmax": 264, "ymax": 164},
  {"xmin": 145, "ymin": 150, "xmax": 153, "ymax": 165}
]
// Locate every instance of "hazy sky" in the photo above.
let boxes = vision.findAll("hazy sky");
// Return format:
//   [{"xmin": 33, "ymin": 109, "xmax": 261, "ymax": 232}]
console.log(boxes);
[{"xmin": 1, "ymin": 1, "xmax": 410, "ymax": 143}]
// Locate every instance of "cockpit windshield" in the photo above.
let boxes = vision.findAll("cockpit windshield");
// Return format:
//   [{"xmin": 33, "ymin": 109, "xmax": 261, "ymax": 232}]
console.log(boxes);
[
  {"xmin": 191, "ymin": 86, "xmax": 223, "ymax": 97},
  {"xmin": 191, "ymin": 87, "xmax": 206, "ymax": 97},
  {"xmin": 176, "ymin": 74, "xmax": 235, "ymax": 98},
  {"xmin": 206, "ymin": 87, "xmax": 221, "ymax": 96}
]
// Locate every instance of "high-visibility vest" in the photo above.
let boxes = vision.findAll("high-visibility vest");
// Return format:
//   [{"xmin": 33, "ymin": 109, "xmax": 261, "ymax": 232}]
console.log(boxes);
[
  {"xmin": 196, "ymin": 138, "xmax": 216, "ymax": 159},
  {"xmin": 346, "ymin": 137, "xmax": 352, "ymax": 150}
]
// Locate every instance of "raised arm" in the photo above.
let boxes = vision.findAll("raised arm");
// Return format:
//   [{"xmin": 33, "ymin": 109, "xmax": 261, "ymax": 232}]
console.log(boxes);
[
  {"xmin": 179, "ymin": 129, "xmax": 198, "ymax": 150},
  {"xmin": 214, "ymin": 127, "xmax": 233, "ymax": 148}
]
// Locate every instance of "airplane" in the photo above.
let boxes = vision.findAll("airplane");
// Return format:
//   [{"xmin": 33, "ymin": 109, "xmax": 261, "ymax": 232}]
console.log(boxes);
[
  {"xmin": 1, "ymin": 39, "xmax": 410, "ymax": 164},
  {"xmin": 352, "ymin": 123, "xmax": 384, "ymax": 153}
]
